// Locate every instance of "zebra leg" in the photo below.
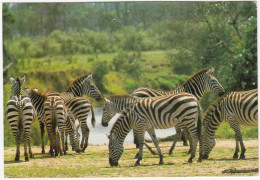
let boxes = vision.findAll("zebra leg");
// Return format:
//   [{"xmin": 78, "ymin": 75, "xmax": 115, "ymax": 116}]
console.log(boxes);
[
  {"xmin": 228, "ymin": 121, "xmax": 245, "ymax": 159},
  {"xmin": 133, "ymin": 129, "xmax": 139, "ymax": 148},
  {"xmin": 169, "ymin": 126, "xmax": 182, "ymax": 155},
  {"xmin": 61, "ymin": 130, "xmax": 66, "ymax": 155},
  {"xmin": 187, "ymin": 128, "xmax": 199, "ymax": 163},
  {"xmin": 65, "ymin": 131, "xmax": 69, "ymax": 151},
  {"xmin": 40, "ymin": 121, "xmax": 45, "ymax": 154},
  {"xmin": 28, "ymin": 134, "xmax": 33, "ymax": 158},
  {"xmin": 81, "ymin": 123, "xmax": 90, "ymax": 152},
  {"xmin": 144, "ymin": 142, "xmax": 157, "ymax": 155},
  {"xmin": 23, "ymin": 132, "xmax": 29, "ymax": 161},
  {"xmin": 46, "ymin": 127, "xmax": 54, "ymax": 156},
  {"xmin": 182, "ymin": 130, "xmax": 189, "ymax": 146},
  {"xmin": 14, "ymin": 130, "xmax": 21, "ymax": 161},
  {"xmin": 147, "ymin": 129, "xmax": 164, "ymax": 165},
  {"xmin": 134, "ymin": 129, "xmax": 145, "ymax": 166}
]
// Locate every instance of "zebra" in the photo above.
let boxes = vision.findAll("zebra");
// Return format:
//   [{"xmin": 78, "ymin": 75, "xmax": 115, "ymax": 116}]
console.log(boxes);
[
  {"xmin": 107, "ymin": 93, "xmax": 203, "ymax": 167},
  {"xmin": 131, "ymin": 68, "xmax": 225, "ymax": 155},
  {"xmin": 32, "ymin": 74, "xmax": 102, "ymax": 153},
  {"xmin": 25, "ymin": 88, "xmax": 81, "ymax": 154},
  {"xmin": 63, "ymin": 97, "xmax": 96, "ymax": 152},
  {"xmin": 6, "ymin": 76, "xmax": 36, "ymax": 161},
  {"xmin": 200, "ymin": 89, "xmax": 258, "ymax": 160}
]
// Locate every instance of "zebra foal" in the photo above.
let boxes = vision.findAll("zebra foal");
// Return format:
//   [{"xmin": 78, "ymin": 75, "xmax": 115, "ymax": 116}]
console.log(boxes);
[
  {"xmin": 108, "ymin": 93, "xmax": 202, "ymax": 167},
  {"xmin": 6, "ymin": 76, "xmax": 36, "ymax": 161},
  {"xmin": 201, "ymin": 89, "xmax": 258, "ymax": 160}
]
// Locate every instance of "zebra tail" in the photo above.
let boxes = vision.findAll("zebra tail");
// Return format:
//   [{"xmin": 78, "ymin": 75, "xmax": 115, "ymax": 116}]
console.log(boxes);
[
  {"xmin": 90, "ymin": 105, "xmax": 96, "ymax": 128},
  {"xmin": 197, "ymin": 104, "xmax": 203, "ymax": 140}
]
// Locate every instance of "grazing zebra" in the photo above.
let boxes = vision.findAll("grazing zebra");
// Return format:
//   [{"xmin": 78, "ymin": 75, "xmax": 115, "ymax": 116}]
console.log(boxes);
[
  {"xmin": 6, "ymin": 76, "xmax": 36, "ymax": 161},
  {"xmin": 200, "ymin": 89, "xmax": 258, "ymax": 160},
  {"xmin": 25, "ymin": 88, "xmax": 81, "ymax": 154},
  {"xmin": 32, "ymin": 74, "xmax": 102, "ymax": 153},
  {"xmin": 131, "ymin": 68, "xmax": 225, "ymax": 155},
  {"xmin": 107, "ymin": 93, "xmax": 202, "ymax": 167}
]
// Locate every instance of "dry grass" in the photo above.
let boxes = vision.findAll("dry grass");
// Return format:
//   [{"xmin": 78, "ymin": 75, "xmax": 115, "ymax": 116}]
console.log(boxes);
[{"xmin": 4, "ymin": 139, "xmax": 259, "ymax": 178}]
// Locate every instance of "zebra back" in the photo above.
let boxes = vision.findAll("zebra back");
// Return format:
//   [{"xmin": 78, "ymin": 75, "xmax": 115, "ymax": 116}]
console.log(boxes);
[{"xmin": 132, "ymin": 68, "xmax": 225, "ymax": 99}]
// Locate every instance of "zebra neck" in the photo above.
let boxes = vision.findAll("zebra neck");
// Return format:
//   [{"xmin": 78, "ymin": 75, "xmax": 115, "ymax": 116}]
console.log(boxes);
[
  {"xmin": 66, "ymin": 86, "xmax": 83, "ymax": 97},
  {"xmin": 60, "ymin": 92, "xmax": 75, "ymax": 101},
  {"xmin": 183, "ymin": 79, "xmax": 204, "ymax": 99},
  {"xmin": 112, "ymin": 112, "xmax": 132, "ymax": 142},
  {"xmin": 204, "ymin": 103, "xmax": 223, "ymax": 137}
]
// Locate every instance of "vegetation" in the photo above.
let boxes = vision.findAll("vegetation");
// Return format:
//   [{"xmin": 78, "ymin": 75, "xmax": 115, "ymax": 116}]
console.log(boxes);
[
  {"xmin": 3, "ymin": 2, "xmax": 257, "ymax": 146},
  {"xmin": 4, "ymin": 140, "xmax": 259, "ymax": 177}
]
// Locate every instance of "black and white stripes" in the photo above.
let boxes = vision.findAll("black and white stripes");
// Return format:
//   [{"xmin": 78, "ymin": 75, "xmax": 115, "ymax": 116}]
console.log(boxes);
[
  {"xmin": 6, "ymin": 76, "xmax": 36, "ymax": 161},
  {"xmin": 201, "ymin": 89, "xmax": 258, "ymax": 160},
  {"xmin": 108, "ymin": 93, "xmax": 202, "ymax": 166}
]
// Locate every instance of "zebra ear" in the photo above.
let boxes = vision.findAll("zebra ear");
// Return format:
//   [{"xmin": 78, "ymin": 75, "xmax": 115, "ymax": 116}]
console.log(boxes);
[
  {"xmin": 105, "ymin": 98, "xmax": 111, "ymax": 104},
  {"xmin": 106, "ymin": 133, "xmax": 111, "ymax": 139},
  {"xmin": 34, "ymin": 87, "xmax": 39, "ymax": 92},
  {"xmin": 21, "ymin": 75, "xmax": 26, "ymax": 84},
  {"xmin": 208, "ymin": 68, "xmax": 215, "ymax": 74},
  {"xmin": 9, "ymin": 76, "xmax": 16, "ymax": 84},
  {"xmin": 25, "ymin": 87, "xmax": 30, "ymax": 94}
]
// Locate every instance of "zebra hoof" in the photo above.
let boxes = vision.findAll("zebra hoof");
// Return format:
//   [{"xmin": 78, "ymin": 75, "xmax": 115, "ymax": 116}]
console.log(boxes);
[
  {"xmin": 239, "ymin": 154, "xmax": 245, "ymax": 159},
  {"xmin": 183, "ymin": 142, "xmax": 189, "ymax": 146},
  {"xmin": 25, "ymin": 157, "xmax": 29, "ymax": 161},
  {"xmin": 134, "ymin": 161, "xmax": 140, "ymax": 166},
  {"xmin": 159, "ymin": 161, "xmax": 164, "ymax": 165},
  {"xmin": 188, "ymin": 158, "xmax": 193, "ymax": 163},
  {"xmin": 233, "ymin": 154, "xmax": 239, "ymax": 159},
  {"xmin": 41, "ymin": 150, "xmax": 45, "ymax": 154},
  {"xmin": 30, "ymin": 154, "xmax": 34, "ymax": 158},
  {"xmin": 15, "ymin": 156, "xmax": 20, "ymax": 161},
  {"xmin": 169, "ymin": 151, "xmax": 173, "ymax": 155}
]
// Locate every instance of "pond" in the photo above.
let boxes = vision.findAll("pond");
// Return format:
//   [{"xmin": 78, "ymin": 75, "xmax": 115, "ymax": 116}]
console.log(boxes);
[{"xmin": 78, "ymin": 107, "xmax": 176, "ymax": 145}]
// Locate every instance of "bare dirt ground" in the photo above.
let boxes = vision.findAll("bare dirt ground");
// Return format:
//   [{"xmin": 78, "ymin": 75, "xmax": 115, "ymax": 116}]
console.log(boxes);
[{"xmin": 4, "ymin": 139, "xmax": 259, "ymax": 178}]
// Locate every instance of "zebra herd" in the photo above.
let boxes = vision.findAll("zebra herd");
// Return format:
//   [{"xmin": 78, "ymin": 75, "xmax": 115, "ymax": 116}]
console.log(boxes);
[{"xmin": 6, "ymin": 68, "xmax": 258, "ymax": 167}]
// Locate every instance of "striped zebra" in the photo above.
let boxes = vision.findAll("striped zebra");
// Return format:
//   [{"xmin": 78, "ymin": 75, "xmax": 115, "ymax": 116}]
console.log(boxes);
[
  {"xmin": 200, "ymin": 89, "xmax": 258, "ymax": 160},
  {"xmin": 25, "ymin": 88, "xmax": 81, "ymax": 154},
  {"xmin": 6, "ymin": 76, "xmax": 36, "ymax": 161},
  {"xmin": 43, "ymin": 93, "xmax": 67, "ymax": 156},
  {"xmin": 102, "ymin": 95, "xmax": 157, "ymax": 155},
  {"xmin": 32, "ymin": 74, "xmax": 101, "ymax": 153},
  {"xmin": 107, "ymin": 93, "xmax": 202, "ymax": 166},
  {"xmin": 131, "ymin": 68, "xmax": 225, "ymax": 155},
  {"xmin": 63, "ymin": 97, "xmax": 96, "ymax": 152}
]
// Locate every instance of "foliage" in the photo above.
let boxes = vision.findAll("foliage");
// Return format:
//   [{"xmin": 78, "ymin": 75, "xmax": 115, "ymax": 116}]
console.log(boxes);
[{"xmin": 2, "ymin": 2, "xmax": 257, "ymax": 146}]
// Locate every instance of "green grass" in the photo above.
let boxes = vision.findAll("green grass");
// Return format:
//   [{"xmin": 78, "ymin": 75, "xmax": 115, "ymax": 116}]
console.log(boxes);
[{"xmin": 4, "ymin": 140, "xmax": 258, "ymax": 178}]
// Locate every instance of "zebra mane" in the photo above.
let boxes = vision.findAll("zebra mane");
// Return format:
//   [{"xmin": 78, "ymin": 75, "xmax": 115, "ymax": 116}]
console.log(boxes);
[
  {"xmin": 203, "ymin": 94, "xmax": 226, "ymax": 124},
  {"xmin": 182, "ymin": 68, "xmax": 211, "ymax": 86},
  {"xmin": 65, "ymin": 74, "xmax": 89, "ymax": 92},
  {"xmin": 110, "ymin": 108, "xmax": 132, "ymax": 134},
  {"xmin": 27, "ymin": 87, "xmax": 47, "ymax": 100}
]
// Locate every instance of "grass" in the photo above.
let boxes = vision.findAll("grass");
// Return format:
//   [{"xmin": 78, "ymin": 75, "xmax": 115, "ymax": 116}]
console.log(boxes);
[{"xmin": 4, "ymin": 139, "xmax": 258, "ymax": 178}]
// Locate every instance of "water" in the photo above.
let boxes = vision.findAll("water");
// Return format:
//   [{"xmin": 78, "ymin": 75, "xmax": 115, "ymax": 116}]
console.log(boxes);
[{"xmin": 79, "ymin": 107, "xmax": 176, "ymax": 145}]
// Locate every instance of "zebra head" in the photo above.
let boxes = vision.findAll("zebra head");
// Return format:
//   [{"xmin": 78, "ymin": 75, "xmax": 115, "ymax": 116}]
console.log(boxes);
[
  {"xmin": 204, "ymin": 68, "xmax": 225, "ymax": 96},
  {"xmin": 10, "ymin": 75, "xmax": 26, "ymax": 97},
  {"xmin": 101, "ymin": 98, "xmax": 117, "ymax": 127},
  {"xmin": 201, "ymin": 131, "xmax": 216, "ymax": 159},
  {"xmin": 108, "ymin": 131, "xmax": 123, "ymax": 167},
  {"xmin": 82, "ymin": 74, "xmax": 103, "ymax": 101}
]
